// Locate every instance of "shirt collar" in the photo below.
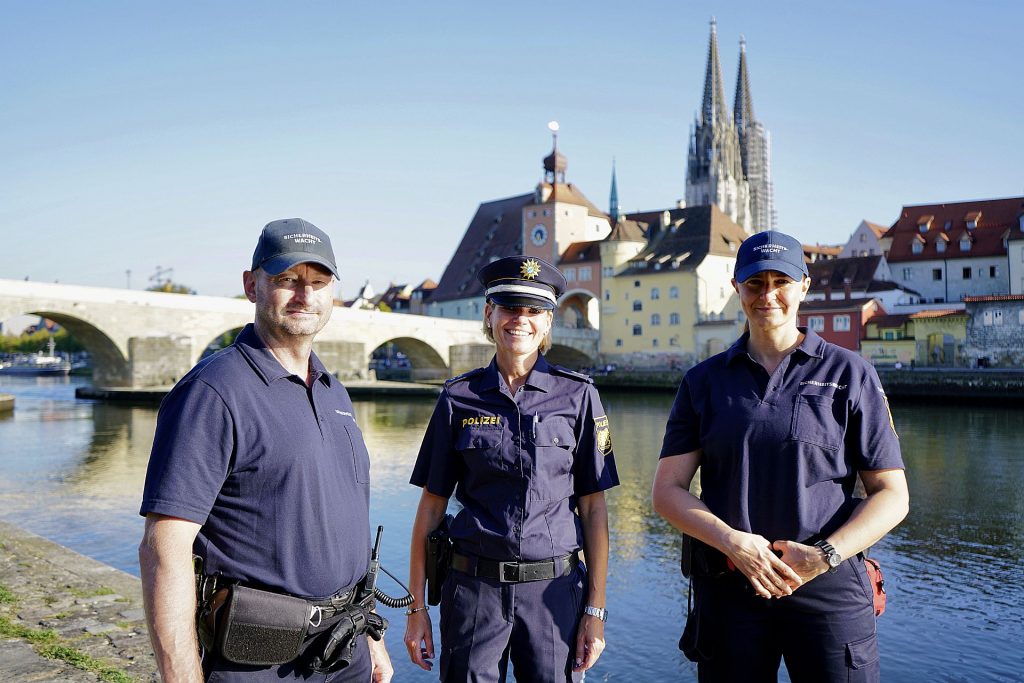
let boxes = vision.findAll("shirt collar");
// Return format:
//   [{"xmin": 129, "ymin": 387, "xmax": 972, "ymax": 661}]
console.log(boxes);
[
  {"xmin": 479, "ymin": 353, "xmax": 553, "ymax": 393},
  {"xmin": 235, "ymin": 323, "xmax": 331, "ymax": 387},
  {"xmin": 725, "ymin": 326, "xmax": 825, "ymax": 365}
]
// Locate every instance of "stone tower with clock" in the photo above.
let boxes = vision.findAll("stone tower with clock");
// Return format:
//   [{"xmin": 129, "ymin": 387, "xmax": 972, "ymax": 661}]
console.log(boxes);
[{"xmin": 521, "ymin": 132, "xmax": 611, "ymax": 267}]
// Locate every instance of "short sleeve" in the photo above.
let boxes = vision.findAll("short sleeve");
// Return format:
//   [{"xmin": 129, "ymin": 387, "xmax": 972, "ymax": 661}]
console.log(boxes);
[
  {"xmin": 660, "ymin": 373, "xmax": 702, "ymax": 458},
  {"xmin": 572, "ymin": 383, "xmax": 619, "ymax": 496},
  {"xmin": 409, "ymin": 389, "xmax": 459, "ymax": 498},
  {"xmin": 848, "ymin": 366, "xmax": 904, "ymax": 472},
  {"xmin": 140, "ymin": 379, "xmax": 234, "ymax": 523}
]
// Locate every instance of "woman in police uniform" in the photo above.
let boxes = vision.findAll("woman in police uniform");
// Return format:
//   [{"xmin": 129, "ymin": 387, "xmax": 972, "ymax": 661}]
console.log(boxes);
[
  {"xmin": 404, "ymin": 255, "xmax": 619, "ymax": 682},
  {"xmin": 651, "ymin": 230, "xmax": 910, "ymax": 682}
]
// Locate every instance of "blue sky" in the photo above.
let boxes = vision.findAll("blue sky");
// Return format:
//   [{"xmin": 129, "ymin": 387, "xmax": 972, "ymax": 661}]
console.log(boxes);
[{"xmin": 2, "ymin": 1, "xmax": 1021, "ymax": 299}]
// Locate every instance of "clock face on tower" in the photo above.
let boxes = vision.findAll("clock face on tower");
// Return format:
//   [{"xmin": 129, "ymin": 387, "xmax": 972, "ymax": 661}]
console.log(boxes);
[{"xmin": 531, "ymin": 224, "xmax": 548, "ymax": 247}]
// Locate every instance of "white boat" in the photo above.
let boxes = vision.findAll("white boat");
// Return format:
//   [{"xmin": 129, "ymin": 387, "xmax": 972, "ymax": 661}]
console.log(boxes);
[{"xmin": 0, "ymin": 337, "xmax": 72, "ymax": 376}]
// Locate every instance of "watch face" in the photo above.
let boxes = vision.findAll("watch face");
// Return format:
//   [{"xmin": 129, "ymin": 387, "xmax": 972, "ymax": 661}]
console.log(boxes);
[
  {"xmin": 828, "ymin": 554, "xmax": 842, "ymax": 568},
  {"xmin": 531, "ymin": 224, "xmax": 548, "ymax": 246}
]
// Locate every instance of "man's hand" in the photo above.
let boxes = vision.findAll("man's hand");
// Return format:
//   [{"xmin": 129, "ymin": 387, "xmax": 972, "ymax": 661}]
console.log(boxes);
[
  {"xmin": 367, "ymin": 633, "xmax": 393, "ymax": 683},
  {"xmin": 723, "ymin": 529, "xmax": 802, "ymax": 598}
]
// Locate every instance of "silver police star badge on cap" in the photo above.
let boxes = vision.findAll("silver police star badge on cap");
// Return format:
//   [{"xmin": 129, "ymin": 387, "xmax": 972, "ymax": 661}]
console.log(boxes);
[{"xmin": 520, "ymin": 258, "xmax": 542, "ymax": 280}]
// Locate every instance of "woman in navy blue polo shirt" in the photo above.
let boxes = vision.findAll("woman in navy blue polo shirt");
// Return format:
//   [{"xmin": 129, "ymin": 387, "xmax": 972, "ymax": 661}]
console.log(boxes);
[
  {"xmin": 404, "ymin": 255, "xmax": 619, "ymax": 683},
  {"xmin": 652, "ymin": 230, "xmax": 909, "ymax": 682}
]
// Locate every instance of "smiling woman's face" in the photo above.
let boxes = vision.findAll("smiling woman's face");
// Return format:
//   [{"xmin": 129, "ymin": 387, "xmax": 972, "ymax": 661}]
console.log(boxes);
[
  {"xmin": 485, "ymin": 302, "xmax": 553, "ymax": 361},
  {"xmin": 732, "ymin": 270, "xmax": 810, "ymax": 334}
]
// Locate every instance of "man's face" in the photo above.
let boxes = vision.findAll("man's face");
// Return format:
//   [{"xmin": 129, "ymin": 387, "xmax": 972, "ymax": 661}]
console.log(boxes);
[{"xmin": 244, "ymin": 263, "xmax": 334, "ymax": 340}]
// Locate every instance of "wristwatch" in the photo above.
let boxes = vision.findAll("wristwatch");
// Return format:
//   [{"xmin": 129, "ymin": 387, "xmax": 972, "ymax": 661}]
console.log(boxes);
[
  {"xmin": 814, "ymin": 540, "xmax": 842, "ymax": 573},
  {"xmin": 583, "ymin": 605, "xmax": 608, "ymax": 622}
]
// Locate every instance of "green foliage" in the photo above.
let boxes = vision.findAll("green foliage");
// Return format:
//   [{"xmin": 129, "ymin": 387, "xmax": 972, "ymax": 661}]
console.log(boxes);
[
  {"xmin": 0, "ymin": 327, "xmax": 83, "ymax": 354},
  {"xmin": 0, "ymin": 616, "xmax": 135, "ymax": 683},
  {"xmin": 146, "ymin": 281, "xmax": 196, "ymax": 295},
  {"xmin": 0, "ymin": 583, "xmax": 16, "ymax": 604}
]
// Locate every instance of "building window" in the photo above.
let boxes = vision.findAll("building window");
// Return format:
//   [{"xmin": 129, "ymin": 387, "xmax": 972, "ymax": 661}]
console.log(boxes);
[
  {"xmin": 604, "ymin": 290, "xmax": 610, "ymax": 301},
  {"xmin": 652, "ymin": 338, "xmax": 659, "ymax": 348},
  {"xmin": 564, "ymin": 268, "xmax": 576, "ymax": 282},
  {"xmin": 983, "ymin": 311, "xmax": 993, "ymax": 326},
  {"xmin": 932, "ymin": 268, "xmax": 942, "ymax": 281},
  {"xmin": 902, "ymin": 268, "xmax": 913, "ymax": 280},
  {"xmin": 808, "ymin": 316, "xmax": 825, "ymax": 332},
  {"xmin": 936, "ymin": 240, "xmax": 946, "ymax": 253},
  {"xmin": 651, "ymin": 313, "xmax": 661, "ymax": 326},
  {"xmin": 579, "ymin": 266, "xmax": 592, "ymax": 281},
  {"xmin": 543, "ymin": 209, "xmax": 551, "ymax": 217},
  {"xmin": 633, "ymin": 300, "xmax": 642, "ymax": 311},
  {"xmin": 912, "ymin": 241, "xmax": 923, "ymax": 254},
  {"xmin": 669, "ymin": 286, "xmax": 679, "ymax": 299},
  {"xmin": 634, "ymin": 280, "xmax": 641, "ymax": 288},
  {"xmin": 632, "ymin": 324, "xmax": 642, "ymax": 336},
  {"xmin": 990, "ymin": 266, "xmax": 998, "ymax": 278},
  {"xmin": 859, "ymin": 233, "xmax": 866, "ymax": 242},
  {"xmin": 616, "ymin": 339, "xmax": 623, "ymax": 347},
  {"xmin": 1019, "ymin": 309, "xmax": 1024, "ymax": 325},
  {"xmin": 833, "ymin": 315, "xmax": 851, "ymax": 332},
  {"xmin": 994, "ymin": 310, "xmax": 1004, "ymax": 326},
  {"xmin": 960, "ymin": 238, "xmax": 971, "ymax": 251},
  {"xmin": 651, "ymin": 287, "xmax": 660, "ymax": 300},
  {"xmin": 670, "ymin": 312, "xmax": 680, "ymax": 325},
  {"xmin": 602, "ymin": 266, "xmax": 613, "ymax": 277},
  {"xmin": 883, "ymin": 330, "xmax": 896, "ymax": 341},
  {"xmin": 962, "ymin": 267, "xmax": 972, "ymax": 279},
  {"xmin": 669, "ymin": 337, "xmax": 680, "ymax": 347}
]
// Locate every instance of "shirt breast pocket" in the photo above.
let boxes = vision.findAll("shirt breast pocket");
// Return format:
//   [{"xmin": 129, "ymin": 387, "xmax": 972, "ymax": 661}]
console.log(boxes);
[
  {"xmin": 790, "ymin": 394, "xmax": 849, "ymax": 483},
  {"xmin": 342, "ymin": 422, "xmax": 371, "ymax": 484},
  {"xmin": 531, "ymin": 419, "xmax": 577, "ymax": 501},
  {"xmin": 455, "ymin": 428, "xmax": 509, "ymax": 473}
]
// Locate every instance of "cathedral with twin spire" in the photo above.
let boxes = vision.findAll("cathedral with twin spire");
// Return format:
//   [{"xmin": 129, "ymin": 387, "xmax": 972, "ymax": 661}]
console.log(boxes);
[{"xmin": 685, "ymin": 19, "xmax": 774, "ymax": 234}]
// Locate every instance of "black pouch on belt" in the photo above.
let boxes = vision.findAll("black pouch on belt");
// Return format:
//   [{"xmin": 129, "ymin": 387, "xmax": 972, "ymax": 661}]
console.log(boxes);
[{"xmin": 216, "ymin": 585, "xmax": 312, "ymax": 666}]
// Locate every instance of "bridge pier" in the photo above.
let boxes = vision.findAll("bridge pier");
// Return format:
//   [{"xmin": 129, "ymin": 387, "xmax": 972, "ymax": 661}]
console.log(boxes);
[
  {"xmin": 313, "ymin": 340, "xmax": 369, "ymax": 381},
  {"xmin": 450, "ymin": 343, "xmax": 493, "ymax": 377},
  {"xmin": 127, "ymin": 335, "xmax": 193, "ymax": 387}
]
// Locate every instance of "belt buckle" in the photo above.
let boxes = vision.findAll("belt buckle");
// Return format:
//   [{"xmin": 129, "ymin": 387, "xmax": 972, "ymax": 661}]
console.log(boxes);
[{"xmin": 499, "ymin": 561, "xmax": 520, "ymax": 583}]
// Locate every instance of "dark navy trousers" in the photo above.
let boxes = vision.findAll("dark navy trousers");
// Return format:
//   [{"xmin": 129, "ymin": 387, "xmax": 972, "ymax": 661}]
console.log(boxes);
[
  {"xmin": 686, "ymin": 554, "xmax": 880, "ymax": 683},
  {"xmin": 439, "ymin": 563, "xmax": 587, "ymax": 683},
  {"xmin": 202, "ymin": 630, "xmax": 372, "ymax": 682}
]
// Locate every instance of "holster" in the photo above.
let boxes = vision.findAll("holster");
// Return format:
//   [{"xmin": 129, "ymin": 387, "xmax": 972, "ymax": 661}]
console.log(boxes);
[
  {"xmin": 215, "ymin": 585, "xmax": 312, "ymax": 666},
  {"xmin": 679, "ymin": 534, "xmax": 729, "ymax": 579},
  {"xmin": 306, "ymin": 601, "xmax": 388, "ymax": 674},
  {"xmin": 425, "ymin": 514, "xmax": 453, "ymax": 606}
]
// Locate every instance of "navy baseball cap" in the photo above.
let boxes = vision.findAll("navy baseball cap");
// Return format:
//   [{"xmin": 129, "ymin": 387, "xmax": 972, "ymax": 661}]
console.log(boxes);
[
  {"xmin": 734, "ymin": 230, "xmax": 808, "ymax": 283},
  {"xmin": 477, "ymin": 255, "xmax": 566, "ymax": 310},
  {"xmin": 251, "ymin": 218, "xmax": 339, "ymax": 278}
]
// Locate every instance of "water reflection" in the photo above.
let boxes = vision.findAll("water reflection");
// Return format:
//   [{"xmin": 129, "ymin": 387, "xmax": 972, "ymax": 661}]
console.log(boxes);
[{"xmin": 0, "ymin": 376, "xmax": 1021, "ymax": 681}]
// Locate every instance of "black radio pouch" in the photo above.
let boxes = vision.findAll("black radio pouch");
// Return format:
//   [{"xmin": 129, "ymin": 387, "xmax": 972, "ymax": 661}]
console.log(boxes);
[
  {"xmin": 216, "ymin": 585, "xmax": 312, "ymax": 666},
  {"xmin": 426, "ymin": 514, "xmax": 454, "ymax": 606}
]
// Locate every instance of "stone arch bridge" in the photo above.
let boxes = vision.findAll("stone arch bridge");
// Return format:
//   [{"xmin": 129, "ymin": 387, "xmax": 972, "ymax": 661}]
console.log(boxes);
[{"xmin": 0, "ymin": 279, "xmax": 597, "ymax": 388}]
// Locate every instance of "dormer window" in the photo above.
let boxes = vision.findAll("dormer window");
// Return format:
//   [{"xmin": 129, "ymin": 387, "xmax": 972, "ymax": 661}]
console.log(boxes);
[
  {"xmin": 959, "ymin": 236, "xmax": 971, "ymax": 252},
  {"xmin": 944, "ymin": 220, "xmax": 952, "ymax": 231},
  {"xmin": 965, "ymin": 211, "xmax": 981, "ymax": 230},
  {"xmin": 936, "ymin": 239, "xmax": 946, "ymax": 253},
  {"xmin": 917, "ymin": 215, "xmax": 933, "ymax": 233},
  {"xmin": 912, "ymin": 242, "xmax": 923, "ymax": 254},
  {"xmin": 1019, "ymin": 214, "xmax": 1024, "ymax": 231}
]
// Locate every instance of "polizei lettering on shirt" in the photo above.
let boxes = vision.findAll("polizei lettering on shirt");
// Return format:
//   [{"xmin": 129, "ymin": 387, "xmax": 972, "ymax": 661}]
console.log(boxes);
[{"xmin": 462, "ymin": 415, "xmax": 502, "ymax": 428}]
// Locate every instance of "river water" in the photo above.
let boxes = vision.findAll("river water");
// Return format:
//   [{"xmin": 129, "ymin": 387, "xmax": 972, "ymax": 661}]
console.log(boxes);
[{"xmin": 0, "ymin": 375, "xmax": 1021, "ymax": 682}]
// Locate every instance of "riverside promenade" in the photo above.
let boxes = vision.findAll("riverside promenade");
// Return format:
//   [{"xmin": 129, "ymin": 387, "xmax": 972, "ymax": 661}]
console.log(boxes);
[{"xmin": 0, "ymin": 520, "xmax": 157, "ymax": 682}]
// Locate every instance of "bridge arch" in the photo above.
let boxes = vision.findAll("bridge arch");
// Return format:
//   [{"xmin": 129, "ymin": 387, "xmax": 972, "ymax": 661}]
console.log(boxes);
[
  {"xmin": 369, "ymin": 336, "xmax": 449, "ymax": 382},
  {"xmin": 557, "ymin": 288, "xmax": 599, "ymax": 330},
  {"xmin": 2, "ymin": 309, "xmax": 130, "ymax": 386},
  {"xmin": 544, "ymin": 344, "xmax": 595, "ymax": 371}
]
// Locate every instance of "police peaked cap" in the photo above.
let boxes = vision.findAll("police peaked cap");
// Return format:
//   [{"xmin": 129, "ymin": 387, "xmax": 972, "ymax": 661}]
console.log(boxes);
[{"xmin": 477, "ymin": 255, "xmax": 566, "ymax": 310}]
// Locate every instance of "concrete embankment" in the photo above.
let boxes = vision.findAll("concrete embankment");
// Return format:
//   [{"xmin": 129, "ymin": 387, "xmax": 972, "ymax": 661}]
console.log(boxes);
[
  {"xmin": 0, "ymin": 393, "xmax": 14, "ymax": 414},
  {"xmin": 76, "ymin": 379, "xmax": 441, "ymax": 403},
  {"xmin": 0, "ymin": 520, "xmax": 157, "ymax": 682}
]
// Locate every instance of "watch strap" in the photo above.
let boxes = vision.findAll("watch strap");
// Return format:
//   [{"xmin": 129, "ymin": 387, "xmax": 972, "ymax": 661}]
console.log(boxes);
[
  {"xmin": 583, "ymin": 605, "xmax": 608, "ymax": 622},
  {"xmin": 814, "ymin": 540, "xmax": 841, "ymax": 573}
]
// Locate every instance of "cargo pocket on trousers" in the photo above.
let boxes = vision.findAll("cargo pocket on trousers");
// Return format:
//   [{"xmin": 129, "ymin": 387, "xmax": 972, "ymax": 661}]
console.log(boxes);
[{"xmin": 846, "ymin": 633, "xmax": 879, "ymax": 670}]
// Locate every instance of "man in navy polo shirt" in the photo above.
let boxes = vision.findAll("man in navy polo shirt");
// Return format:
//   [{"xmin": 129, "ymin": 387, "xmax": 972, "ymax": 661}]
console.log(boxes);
[
  {"xmin": 139, "ymin": 219, "xmax": 393, "ymax": 682},
  {"xmin": 652, "ymin": 230, "xmax": 909, "ymax": 682}
]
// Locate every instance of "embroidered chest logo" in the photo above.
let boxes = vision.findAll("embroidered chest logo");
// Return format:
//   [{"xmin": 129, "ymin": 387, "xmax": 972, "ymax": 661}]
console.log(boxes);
[
  {"xmin": 462, "ymin": 415, "xmax": 502, "ymax": 428},
  {"xmin": 335, "ymin": 409, "xmax": 353, "ymax": 417},
  {"xmin": 799, "ymin": 380, "xmax": 847, "ymax": 390},
  {"xmin": 594, "ymin": 415, "xmax": 612, "ymax": 455}
]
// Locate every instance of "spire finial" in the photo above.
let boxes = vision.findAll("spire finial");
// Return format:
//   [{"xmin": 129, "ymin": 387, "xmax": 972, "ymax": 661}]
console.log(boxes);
[
  {"xmin": 740, "ymin": 35, "xmax": 746, "ymax": 52},
  {"xmin": 710, "ymin": 16, "xmax": 717, "ymax": 33}
]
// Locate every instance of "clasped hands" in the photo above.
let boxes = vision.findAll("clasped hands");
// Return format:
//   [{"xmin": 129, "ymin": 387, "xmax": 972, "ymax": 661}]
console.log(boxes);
[{"xmin": 723, "ymin": 532, "xmax": 831, "ymax": 599}]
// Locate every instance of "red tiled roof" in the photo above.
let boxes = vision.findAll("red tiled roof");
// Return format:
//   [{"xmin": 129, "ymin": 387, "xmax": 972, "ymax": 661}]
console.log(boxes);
[
  {"xmin": 559, "ymin": 240, "xmax": 602, "ymax": 264},
  {"xmin": 799, "ymin": 297, "xmax": 878, "ymax": 313},
  {"xmin": 867, "ymin": 313, "xmax": 912, "ymax": 328},
  {"xmin": 886, "ymin": 196, "xmax": 1024, "ymax": 262},
  {"xmin": 808, "ymin": 255, "xmax": 884, "ymax": 292},
  {"xmin": 542, "ymin": 183, "xmax": 607, "ymax": 218},
  {"xmin": 909, "ymin": 309, "xmax": 968, "ymax": 318},
  {"xmin": 429, "ymin": 193, "xmax": 534, "ymax": 303},
  {"xmin": 962, "ymin": 294, "xmax": 1024, "ymax": 303},
  {"xmin": 617, "ymin": 205, "xmax": 747, "ymax": 275}
]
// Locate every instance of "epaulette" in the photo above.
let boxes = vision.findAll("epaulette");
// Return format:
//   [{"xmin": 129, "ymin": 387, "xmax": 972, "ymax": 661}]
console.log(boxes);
[
  {"xmin": 445, "ymin": 367, "xmax": 486, "ymax": 387},
  {"xmin": 549, "ymin": 364, "xmax": 594, "ymax": 384}
]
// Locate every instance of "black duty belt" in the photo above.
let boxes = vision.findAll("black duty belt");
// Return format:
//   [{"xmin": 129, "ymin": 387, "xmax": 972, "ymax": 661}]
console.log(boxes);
[
  {"xmin": 307, "ymin": 588, "xmax": 358, "ymax": 621},
  {"xmin": 451, "ymin": 551, "xmax": 578, "ymax": 583}
]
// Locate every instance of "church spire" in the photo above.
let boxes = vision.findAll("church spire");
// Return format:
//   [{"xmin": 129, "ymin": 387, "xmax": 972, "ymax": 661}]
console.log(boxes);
[
  {"xmin": 700, "ymin": 17, "xmax": 729, "ymax": 127},
  {"xmin": 609, "ymin": 159, "xmax": 620, "ymax": 219},
  {"xmin": 733, "ymin": 36, "xmax": 754, "ymax": 135}
]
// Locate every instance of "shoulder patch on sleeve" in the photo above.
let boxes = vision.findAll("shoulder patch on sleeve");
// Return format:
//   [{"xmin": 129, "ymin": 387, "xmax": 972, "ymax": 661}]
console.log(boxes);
[
  {"xmin": 594, "ymin": 415, "xmax": 612, "ymax": 455},
  {"xmin": 549, "ymin": 364, "xmax": 594, "ymax": 384},
  {"xmin": 445, "ymin": 367, "xmax": 486, "ymax": 387}
]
